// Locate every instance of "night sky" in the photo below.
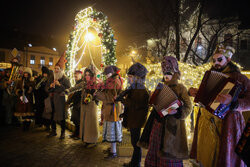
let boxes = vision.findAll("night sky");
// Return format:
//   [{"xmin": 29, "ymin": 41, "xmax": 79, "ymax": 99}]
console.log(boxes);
[{"xmin": 0, "ymin": 0, "xmax": 249, "ymax": 54}]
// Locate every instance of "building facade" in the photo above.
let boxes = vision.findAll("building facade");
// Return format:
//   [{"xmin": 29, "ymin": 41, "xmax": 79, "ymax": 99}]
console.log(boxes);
[{"xmin": 0, "ymin": 46, "xmax": 59, "ymax": 73}]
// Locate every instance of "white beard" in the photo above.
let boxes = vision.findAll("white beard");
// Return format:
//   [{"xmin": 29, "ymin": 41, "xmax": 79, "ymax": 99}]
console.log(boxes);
[{"xmin": 54, "ymin": 70, "xmax": 64, "ymax": 80}]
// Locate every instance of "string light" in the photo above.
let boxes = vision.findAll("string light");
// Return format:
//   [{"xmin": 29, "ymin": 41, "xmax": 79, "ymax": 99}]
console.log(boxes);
[
  {"xmin": 64, "ymin": 7, "xmax": 249, "ymax": 143},
  {"xmin": 143, "ymin": 60, "xmax": 244, "ymax": 144},
  {"xmin": 144, "ymin": 61, "xmax": 211, "ymax": 144},
  {"xmin": 65, "ymin": 7, "xmax": 118, "ymax": 122},
  {"xmin": 85, "ymin": 32, "xmax": 95, "ymax": 42},
  {"xmin": 65, "ymin": 7, "xmax": 117, "ymax": 85}
]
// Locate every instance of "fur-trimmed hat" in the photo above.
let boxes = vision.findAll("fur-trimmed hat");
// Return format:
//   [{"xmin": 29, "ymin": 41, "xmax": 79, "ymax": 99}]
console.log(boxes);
[
  {"xmin": 103, "ymin": 65, "xmax": 120, "ymax": 75},
  {"xmin": 42, "ymin": 66, "xmax": 50, "ymax": 75},
  {"xmin": 23, "ymin": 67, "xmax": 32, "ymax": 76},
  {"xmin": 127, "ymin": 62, "xmax": 148, "ymax": 78},
  {"xmin": 161, "ymin": 56, "xmax": 180, "ymax": 75},
  {"xmin": 55, "ymin": 51, "xmax": 67, "ymax": 69}
]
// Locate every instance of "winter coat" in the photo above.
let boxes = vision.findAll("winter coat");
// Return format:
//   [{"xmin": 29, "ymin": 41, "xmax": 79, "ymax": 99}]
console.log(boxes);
[
  {"xmin": 160, "ymin": 74, "xmax": 192, "ymax": 160},
  {"xmin": 34, "ymin": 76, "xmax": 49, "ymax": 111},
  {"xmin": 120, "ymin": 83, "xmax": 149, "ymax": 128},
  {"xmin": 66, "ymin": 80, "xmax": 82, "ymax": 125},
  {"xmin": 95, "ymin": 75, "xmax": 122, "ymax": 122},
  {"xmin": 139, "ymin": 73, "xmax": 192, "ymax": 160},
  {"xmin": 190, "ymin": 62, "xmax": 250, "ymax": 167},
  {"xmin": 15, "ymin": 77, "xmax": 35, "ymax": 115},
  {"xmin": 1, "ymin": 76, "xmax": 16, "ymax": 107},
  {"xmin": 47, "ymin": 75, "xmax": 71, "ymax": 121},
  {"xmin": 68, "ymin": 79, "xmax": 99, "ymax": 143}
]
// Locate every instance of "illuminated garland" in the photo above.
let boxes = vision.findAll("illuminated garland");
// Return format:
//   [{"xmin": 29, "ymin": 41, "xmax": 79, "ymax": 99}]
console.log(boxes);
[
  {"xmin": 143, "ymin": 60, "xmax": 243, "ymax": 143},
  {"xmin": 65, "ymin": 7, "xmax": 117, "ymax": 84},
  {"xmin": 144, "ymin": 62, "xmax": 211, "ymax": 144},
  {"xmin": 144, "ymin": 62, "xmax": 212, "ymax": 91}
]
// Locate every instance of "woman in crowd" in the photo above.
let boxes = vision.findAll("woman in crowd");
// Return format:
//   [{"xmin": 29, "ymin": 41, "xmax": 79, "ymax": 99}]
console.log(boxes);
[
  {"xmin": 144, "ymin": 56, "xmax": 192, "ymax": 167},
  {"xmin": 15, "ymin": 67, "xmax": 35, "ymax": 131},
  {"xmin": 95, "ymin": 65, "xmax": 123, "ymax": 159},
  {"xmin": 67, "ymin": 66, "xmax": 99, "ymax": 148},
  {"xmin": 116, "ymin": 62, "xmax": 150, "ymax": 167}
]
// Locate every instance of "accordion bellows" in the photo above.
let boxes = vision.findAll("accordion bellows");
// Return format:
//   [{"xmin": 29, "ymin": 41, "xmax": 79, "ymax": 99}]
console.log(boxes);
[
  {"xmin": 149, "ymin": 83, "xmax": 182, "ymax": 117},
  {"xmin": 194, "ymin": 70, "xmax": 242, "ymax": 119}
]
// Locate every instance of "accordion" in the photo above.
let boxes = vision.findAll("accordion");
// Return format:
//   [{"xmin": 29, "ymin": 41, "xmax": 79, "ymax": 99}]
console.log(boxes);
[
  {"xmin": 194, "ymin": 70, "xmax": 242, "ymax": 119},
  {"xmin": 149, "ymin": 83, "xmax": 182, "ymax": 117}
]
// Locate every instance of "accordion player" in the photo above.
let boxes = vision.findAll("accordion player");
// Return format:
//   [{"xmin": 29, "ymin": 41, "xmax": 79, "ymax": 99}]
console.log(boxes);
[
  {"xmin": 194, "ymin": 70, "xmax": 242, "ymax": 119},
  {"xmin": 149, "ymin": 83, "xmax": 183, "ymax": 117}
]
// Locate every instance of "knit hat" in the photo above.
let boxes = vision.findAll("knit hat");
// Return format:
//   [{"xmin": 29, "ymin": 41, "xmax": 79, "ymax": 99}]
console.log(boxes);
[
  {"xmin": 42, "ymin": 66, "xmax": 50, "ymax": 75},
  {"xmin": 214, "ymin": 45, "xmax": 235, "ymax": 58},
  {"xmin": 103, "ymin": 65, "xmax": 120, "ymax": 75},
  {"xmin": 127, "ymin": 62, "xmax": 148, "ymax": 78},
  {"xmin": 161, "ymin": 56, "xmax": 180, "ymax": 75},
  {"xmin": 23, "ymin": 67, "xmax": 32, "ymax": 76},
  {"xmin": 55, "ymin": 51, "xmax": 67, "ymax": 69}
]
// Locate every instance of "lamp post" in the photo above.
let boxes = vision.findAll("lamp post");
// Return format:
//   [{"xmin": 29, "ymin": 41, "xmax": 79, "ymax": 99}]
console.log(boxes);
[{"xmin": 25, "ymin": 43, "xmax": 32, "ymax": 67}]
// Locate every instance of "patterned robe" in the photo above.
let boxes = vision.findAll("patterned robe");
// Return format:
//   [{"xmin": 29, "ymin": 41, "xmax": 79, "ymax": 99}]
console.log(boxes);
[{"xmin": 190, "ymin": 62, "xmax": 250, "ymax": 167}]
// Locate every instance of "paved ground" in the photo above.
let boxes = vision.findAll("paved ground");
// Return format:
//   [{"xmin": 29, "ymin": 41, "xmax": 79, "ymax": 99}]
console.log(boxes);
[{"xmin": 0, "ymin": 125, "xmax": 194, "ymax": 167}]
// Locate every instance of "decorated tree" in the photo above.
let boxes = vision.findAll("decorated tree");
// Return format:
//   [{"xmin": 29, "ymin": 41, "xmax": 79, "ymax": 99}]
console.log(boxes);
[
  {"xmin": 65, "ymin": 7, "xmax": 117, "ymax": 84},
  {"xmin": 136, "ymin": 0, "xmax": 244, "ymax": 65}
]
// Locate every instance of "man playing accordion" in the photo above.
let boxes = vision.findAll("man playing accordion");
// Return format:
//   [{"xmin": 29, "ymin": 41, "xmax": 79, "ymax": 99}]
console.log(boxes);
[{"xmin": 189, "ymin": 45, "xmax": 250, "ymax": 167}]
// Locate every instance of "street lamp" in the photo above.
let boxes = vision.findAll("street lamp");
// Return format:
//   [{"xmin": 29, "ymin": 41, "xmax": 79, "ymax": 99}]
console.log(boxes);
[{"xmin": 25, "ymin": 43, "xmax": 32, "ymax": 67}]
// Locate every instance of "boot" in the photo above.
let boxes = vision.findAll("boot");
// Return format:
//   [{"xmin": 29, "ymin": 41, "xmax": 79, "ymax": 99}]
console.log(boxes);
[
  {"xmin": 69, "ymin": 134, "xmax": 75, "ymax": 138},
  {"xmin": 45, "ymin": 126, "xmax": 51, "ymax": 132},
  {"xmin": 22, "ymin": 123, "xmax": 26, "ymax": 131},
  {"xmin": 104, "ymin": 152, "xmax": 118, "ymax": 159},
  {"xmin": 59, "ymin": 132, "xmax": 65, "ymax": 139},
  {"xmin": 103, "ymin": 147, "xmax": 111, "ymax": 154},
  {"xmin": 47, "ymin": 130, "xmax": 57, "ymax": 137},
  {"xmin": 85, "ymin": 143, "xmax": 97, "ymax": 148},
  {"xmin": 22, "ymin": 121, "xmax": 30, "ymax": 132}
]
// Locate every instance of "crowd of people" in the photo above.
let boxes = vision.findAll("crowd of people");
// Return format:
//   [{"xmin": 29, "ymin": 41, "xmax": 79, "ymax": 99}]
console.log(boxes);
[{"xmin": 0, "ymin": 45, "xmax": 249, "ymax": 167}]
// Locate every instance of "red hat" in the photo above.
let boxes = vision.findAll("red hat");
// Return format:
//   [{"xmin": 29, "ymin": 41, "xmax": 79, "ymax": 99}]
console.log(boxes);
[{"xmin": 56, "ymin": 51, "xmax": 67, "ymax": 69}]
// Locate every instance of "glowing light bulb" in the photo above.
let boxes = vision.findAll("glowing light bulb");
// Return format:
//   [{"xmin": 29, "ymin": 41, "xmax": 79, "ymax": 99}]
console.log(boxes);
[
  {"xmin": 85, "ymin": 32, "xmax": 95, "ymax": 41},
  {"xmin": 131, "ymin": 50, "xmax": 136, "ymax": 54}
]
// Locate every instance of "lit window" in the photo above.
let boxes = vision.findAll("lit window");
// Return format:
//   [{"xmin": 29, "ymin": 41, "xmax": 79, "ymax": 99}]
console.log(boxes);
[
  {"xmin": 40, "ymin": 57, "xmax": 45, "ymax": 65},
  {"xmin": 30, "ymin": 55, "xmax": 35, "ymax": 65},
  {"xmin": 49, "ymin": 57, "xmax": 53, "ymax": 66}
]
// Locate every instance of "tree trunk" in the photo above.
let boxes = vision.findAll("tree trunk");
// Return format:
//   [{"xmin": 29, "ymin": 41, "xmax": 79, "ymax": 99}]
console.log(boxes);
[
  {"xmin": 183, "ymin": 0, "xmax": 204, "ymax": 62},
  {"xmin": 175, "ymin": 0, "xmax": 180, "ymax": 61}
]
